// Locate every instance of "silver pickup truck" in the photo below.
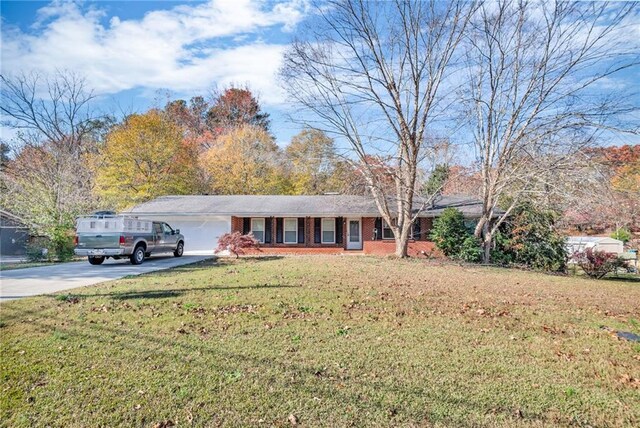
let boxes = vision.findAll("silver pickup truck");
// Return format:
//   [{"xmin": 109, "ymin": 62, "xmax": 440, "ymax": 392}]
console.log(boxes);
[{"xmin": 74, "ymin": 214, "xmax": 185, "ymax": 265}]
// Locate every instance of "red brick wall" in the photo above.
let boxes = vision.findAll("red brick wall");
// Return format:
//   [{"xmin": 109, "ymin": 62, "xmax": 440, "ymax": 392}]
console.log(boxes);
[
  {"xmin": 231, "ymin": 216, "xmax": 243, "ymax": 234},
  {"xmin": 243, "ymin": 247, "xmax": 346, "ymax": 255},
  {"xmin": 362, "ymin": 217, "xmax": 376, "ymax": 241},
  {"xmin": 232, "ymin": 216, "xmax": 346, "ymax": 249},
  {"xmin": 360, "ymin": 216, "xmax": 437, "ymax": 256},
  {"xmin": 232, "ymin": 215, "xmax": 440, "ymax": 257},
  {"xmin": 363, "ymin": 240, "xmax": 439, "ymax": 257}
]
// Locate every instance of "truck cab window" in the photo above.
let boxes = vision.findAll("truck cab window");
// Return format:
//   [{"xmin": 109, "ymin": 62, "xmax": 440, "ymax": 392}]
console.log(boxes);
[{"xmin": 162, "ymin": 223, "xmax": 173, "ymax": 235}]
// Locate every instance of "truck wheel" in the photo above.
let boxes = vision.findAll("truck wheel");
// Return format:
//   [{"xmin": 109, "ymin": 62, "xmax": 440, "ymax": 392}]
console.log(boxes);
[
  {"xmin": 174, "ymin": 241, "xmax": 184, "ymax": 257},
  {"xmin": 88, "ymin": 256, "xmax": 105, "ymax": 265},
  {"xmin": 130, "ymin": 245, "xmax": 145, "ymax": 265}
]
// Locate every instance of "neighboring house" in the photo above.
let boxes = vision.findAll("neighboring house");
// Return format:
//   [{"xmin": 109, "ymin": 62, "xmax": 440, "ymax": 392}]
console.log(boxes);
[
  {"xmin": 566, "ymin": 236, "xmax": 624, "ymax": 255},
  {"xmin": 0, "ymin": 209, "xmax": 30, "ymax": 256},
  {"xmin": 126, "ymin": 194, "xmax": 485, "ymax": 256}
]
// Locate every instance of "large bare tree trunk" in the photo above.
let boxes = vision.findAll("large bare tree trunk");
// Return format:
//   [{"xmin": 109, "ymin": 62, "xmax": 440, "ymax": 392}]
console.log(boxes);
[
  {"xmin": 463, "ymin": 0, "xmax": 638, "ymax": 263},
  {"xmin": 281, "ymin": 0, "xmax": 474, "ymax": 257}
]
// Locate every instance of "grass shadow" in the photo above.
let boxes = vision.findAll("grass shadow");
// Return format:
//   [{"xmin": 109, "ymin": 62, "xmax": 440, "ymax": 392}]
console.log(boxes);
[
  {"xmin": 238, "ymin": 255, "xmax": 285, "ymax": 262},
  {"xmin": 59, "ymin": 283, "xmax": 299, "ymax": 301},
  {"xmin": 599, "ymin": 275, "xmax": 640, "ymax": 283}
]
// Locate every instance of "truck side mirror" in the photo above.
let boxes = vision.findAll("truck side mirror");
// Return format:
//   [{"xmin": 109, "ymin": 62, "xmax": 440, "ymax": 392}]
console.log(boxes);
[{"xmin": 175, "ymin": 229, "xmax": 180, "ymax": 235}]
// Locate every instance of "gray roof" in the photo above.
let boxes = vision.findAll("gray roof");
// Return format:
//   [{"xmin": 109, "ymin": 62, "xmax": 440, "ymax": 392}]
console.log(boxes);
[{"xmin": 126, "ymin": 194, "xmax": 486, "ymax": 218}]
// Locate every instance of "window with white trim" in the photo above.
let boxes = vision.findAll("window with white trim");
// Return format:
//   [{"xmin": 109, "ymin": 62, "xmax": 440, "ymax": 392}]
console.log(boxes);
[
  {"xmin": 251, "ymin": 218, "xmax": 265, "ymax": 243},
  {"xmin": 382, "ymin": 219, "xmax": 394, "ymax": 239},
  {"xmin": 321, "ymin": 218, "xmax": 335, "ymax": 244},
  {"xmin": 284, "ymin": 218, "xmax": 297, "ymax": 244}
]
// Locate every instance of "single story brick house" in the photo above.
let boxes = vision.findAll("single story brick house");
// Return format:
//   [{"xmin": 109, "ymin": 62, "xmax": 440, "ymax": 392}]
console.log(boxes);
[{"xmin": 126, "ymin": 194, "xmax": 484, "ymax": 256}]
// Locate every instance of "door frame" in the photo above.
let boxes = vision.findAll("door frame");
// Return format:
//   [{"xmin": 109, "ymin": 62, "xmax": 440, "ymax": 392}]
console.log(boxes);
[{"xmin": 346, "ymin": 218, "xmax": 362, "ymax": 250}]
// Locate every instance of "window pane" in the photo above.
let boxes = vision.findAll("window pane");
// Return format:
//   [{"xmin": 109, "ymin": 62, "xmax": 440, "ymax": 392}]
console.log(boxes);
[
  {"xmin": 321, "ymin": 218, "xmax": 335, "ymax": 243},
  {"xmin": 253, "ymin": 231, "xmax": 264, "ymax": 242},
  {"xmin": 322, "ymin": 219, "xmax": 334, "ymax": 231},
  {"xmin": 349, "ymin": 221, "xmax": 359, "ymax": 242},
  {"xmin": 285, "ymin": 231, "xmax": 297, "ymax": 243},
  {"xmin": 252, "ymin": 219, "xmax": 264, "ymax": 232},
  {"xmin": 284, "ymin": 219, "xmax": 297, "ymax": 243}
]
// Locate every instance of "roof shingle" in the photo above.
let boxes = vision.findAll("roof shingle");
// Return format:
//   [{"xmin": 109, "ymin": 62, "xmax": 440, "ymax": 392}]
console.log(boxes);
[{"xmin": 126, "ymin": 194, "xmax": 486, "ymax": 218}]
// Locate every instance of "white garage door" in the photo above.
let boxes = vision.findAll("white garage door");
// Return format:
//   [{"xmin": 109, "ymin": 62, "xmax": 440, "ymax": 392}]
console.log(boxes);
[{"xmin": 156, "ymin": 216, "xmax": 231, "ymax": 253}]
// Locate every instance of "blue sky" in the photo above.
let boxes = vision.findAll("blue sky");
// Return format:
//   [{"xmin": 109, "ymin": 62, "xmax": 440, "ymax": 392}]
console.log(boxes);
[
  {"xmin": 0, "ymin": 0, "xmax": 308, "ymax": 145},
  {"xmin": 1, "ymin": 0, "xmax": 638, "ymax": 151}
]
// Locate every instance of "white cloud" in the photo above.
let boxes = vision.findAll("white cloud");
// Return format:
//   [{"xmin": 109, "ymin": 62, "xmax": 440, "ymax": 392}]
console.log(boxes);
[{"xmin": 1, "ymin": 0, "xmax": 309, "ymax": 105}]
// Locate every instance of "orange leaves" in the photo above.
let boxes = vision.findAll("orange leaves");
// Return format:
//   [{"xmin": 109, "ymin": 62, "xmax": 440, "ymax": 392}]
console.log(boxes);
[{"xmin": 95, "ymin": 110, "xmax": 200, "ymax": 209}]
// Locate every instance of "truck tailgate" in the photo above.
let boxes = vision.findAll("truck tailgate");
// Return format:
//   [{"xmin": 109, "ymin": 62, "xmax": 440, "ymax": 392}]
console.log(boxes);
[{"xmin": 77, "ymin": 233, "xmax": 121, "ymax": 249}]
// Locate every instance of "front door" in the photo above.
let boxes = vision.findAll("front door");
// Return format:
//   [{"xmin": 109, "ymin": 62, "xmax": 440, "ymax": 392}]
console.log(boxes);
[{"xmin": 346, "ymin": 218, "xmax": 362, "ymax": 250}]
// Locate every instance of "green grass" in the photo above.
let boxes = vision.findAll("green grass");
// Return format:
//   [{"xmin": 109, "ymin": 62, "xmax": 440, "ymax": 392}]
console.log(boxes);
[{"xmin": 1, "ymin": 256, "xmax": 639, "ymax": 427}]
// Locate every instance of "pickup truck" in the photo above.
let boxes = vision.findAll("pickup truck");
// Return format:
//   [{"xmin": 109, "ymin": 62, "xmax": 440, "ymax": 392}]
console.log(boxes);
[{"xmin": 74, "ymin": 214, "xmax": 185, "ymax": 265}]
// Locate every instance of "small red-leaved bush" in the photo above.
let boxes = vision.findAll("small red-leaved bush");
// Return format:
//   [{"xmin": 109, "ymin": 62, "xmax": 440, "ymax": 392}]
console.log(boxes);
[
  {"xmin": 572, "ymin": 248, "xmax": 625, "ymax": 279},
  {"xmin": 215, "ymin": 232, "xmax": 259, "ymax": 258}
]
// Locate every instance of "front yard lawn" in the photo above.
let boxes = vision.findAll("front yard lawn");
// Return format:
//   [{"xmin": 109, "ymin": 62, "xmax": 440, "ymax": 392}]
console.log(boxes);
[{"xmin": 1, "ymin": 256, "xmax": 639, "ymax": 427}]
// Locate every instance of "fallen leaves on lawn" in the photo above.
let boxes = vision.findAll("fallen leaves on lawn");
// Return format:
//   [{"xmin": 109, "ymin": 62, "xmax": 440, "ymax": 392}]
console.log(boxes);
[
  {"xmin": 618, "ymin": 374, "xmax": 640, "ymax": 389},
  {"xmin": 555, "ymin": 350, "xmax": 575, "ymax": 362},
  {"xmin": 542, "ymin": 325, "xmax": 565, "ymax": 335},
  {"xmin": 215, "ymin": 304, "xmax": 258, "ymax": 314},
  {"xmin": 152, "ymin": 420, "xmax": 175, "ymax": 428}
]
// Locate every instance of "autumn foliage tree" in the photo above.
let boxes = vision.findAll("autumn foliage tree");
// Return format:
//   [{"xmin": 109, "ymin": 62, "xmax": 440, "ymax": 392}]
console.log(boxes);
[
  {"xmin": 94, "ymin": 110, "xmax": 200, "ymax": 209},
  {"xmin": 200, "ymin": 125, "xmax": 288, "ymax": 195},
  {"xmin": 165, "ymin": 97, "xmax": 210, "ymax": 140},
  {"xmin": 560, "ymin": 145, "xmax": 640, "ymax": 233},
  {"xmin": 206, "ymin": 87, "xmax": 270, "ymax": 135},
  {"xmin": 161, "ymin": 87, "xmax": 277, "ymax": 194},
  {"xmin": 285, "ymin": 129, "xmax": 349, "ymax": 195}
]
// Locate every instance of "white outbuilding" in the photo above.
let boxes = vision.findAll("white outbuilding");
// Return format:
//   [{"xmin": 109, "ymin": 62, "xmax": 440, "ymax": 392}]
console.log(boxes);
[{"xmin": 566, "ymin": 236, "xmax": 624, "ymax": 255}]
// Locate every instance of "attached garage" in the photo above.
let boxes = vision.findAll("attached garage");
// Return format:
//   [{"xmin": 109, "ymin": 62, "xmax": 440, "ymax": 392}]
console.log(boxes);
[
  {"xmin": 125, "ymin": 196, "xmax": 235, "ymax": 254},
  {"xmin": 138, "ymin": 215, "xmax": 231, "ymax": 253}
]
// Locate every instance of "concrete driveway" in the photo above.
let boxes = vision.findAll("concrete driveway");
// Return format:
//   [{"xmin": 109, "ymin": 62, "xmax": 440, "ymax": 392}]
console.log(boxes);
[{"xmin": 0, "ymin": 255, "xmax": 212, "ymax": 302}]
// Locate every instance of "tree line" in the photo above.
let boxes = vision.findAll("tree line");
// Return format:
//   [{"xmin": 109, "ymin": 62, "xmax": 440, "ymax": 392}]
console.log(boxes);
[
  {"xmin": 0, "ymin": 76, "xmax": 362, "ymax": 256},
  {"xmin": 1, "ymin": 0, "xmax": 638, "ymax": 261}
]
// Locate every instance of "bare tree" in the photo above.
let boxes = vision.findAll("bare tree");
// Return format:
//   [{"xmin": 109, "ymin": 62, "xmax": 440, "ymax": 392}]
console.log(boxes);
[
  {"xmin": 281, "ymin": 0, "xmax": 474, "ymax": 257},
  {"xmin": 463, "ymin": 0, "xmax": 639, "ymax": 262},
  {"xmin": 0, "ymin": 71, "xmax": 106, "ymax": 235},
  {"xmin": 1, "ymin": 71, "xmax": 102, "ymax": 155}
]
